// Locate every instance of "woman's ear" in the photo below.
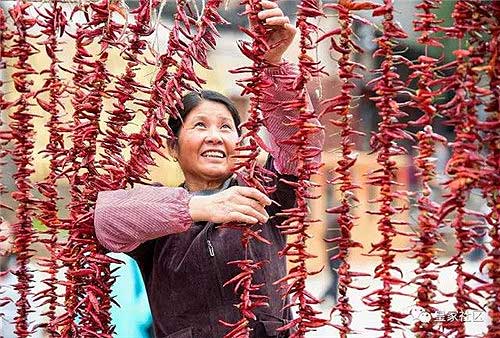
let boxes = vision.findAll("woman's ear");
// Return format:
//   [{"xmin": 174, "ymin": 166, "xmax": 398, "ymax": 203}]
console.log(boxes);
[{"xmin": 167, "ymin": 139, "xmax": 179, "ymax": 161}]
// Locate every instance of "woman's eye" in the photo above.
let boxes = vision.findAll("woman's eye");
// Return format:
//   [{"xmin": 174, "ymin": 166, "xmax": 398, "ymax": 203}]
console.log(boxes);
[
  {"xmin": 194, "ymin": 122, "xmax": 205, "ymax": 128},
  {"xmin": 221, "ymin": 124, "xmax": 232, "ymax": 130}
]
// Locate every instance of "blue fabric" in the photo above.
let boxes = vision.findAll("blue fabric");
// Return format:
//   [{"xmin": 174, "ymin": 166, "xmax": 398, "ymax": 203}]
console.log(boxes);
[{"xmin": 109, "ymin": 253, "xmax": 152, "ymax": 338}]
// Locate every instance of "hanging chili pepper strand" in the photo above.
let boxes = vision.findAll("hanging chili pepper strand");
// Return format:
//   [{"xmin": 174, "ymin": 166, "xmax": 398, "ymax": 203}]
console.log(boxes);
[
  {"xmin": 214, "ymin": 1, "xmax": 277, "ymax": 336},
  {"xmin": 361, "ymin": 0, "xmax": 413, "ymax": 336},
  {"xmin": 29, "ymin": 1, "xmax": 67, "ymax": 334},
  {"xmin": 99, "ymin": 0, "xmax": 160, "ymax": 190},
  {"xmin": 55, "ymin": 1, "xmax": 124, "ymax": 336},
  {"xmin": 0, "ymin": 7, "xmax": 14, "ymax": 214},
  {"xmin": 319, "ymin": 1, "xmax": 379, "ymax": 337},
  {"xmin": 407, "ymin": 1, "xmax": 446, "ymax": 337},
  {"xmin": 0, "ymin": 7, "xmax": 11, "ymax": 207},
  {"xmin": 7, "ymin": 1, "xmax": 38, "ymax": 336},
  {"xmin": 127, "ymin": 0, "xmax": 226, "ymax": 186},
  {"xmin": 153, "ymin": 0, "xmax": 226, "ymax": 138},
  {"xmin": 479, "ymin": 2, "xmax": 500, "ymax": 336},
  {"xmin": 127, "ymin": 0, "xmax": 188, "ymax": 184},
  {"xmin": 0, "ymin": 5, "xmax": 15, "ymax": 321},
  {"xmin": 270, "ymin": 0, "xmax": 329, "ymax": 336},
  {"xmin": 410, "ymin": 127, "xmax": 446, "ymax": 337},
  {"xmin": 435, "ymin": 2, "xmax": 492, "ymax": 336},
  {"xmin": 468, "ymin": 1, "xmax": 500, "ymax": 338},
  {"xmin": 126, "ymin": 0, "xmax": 190, "ymax": 183}
]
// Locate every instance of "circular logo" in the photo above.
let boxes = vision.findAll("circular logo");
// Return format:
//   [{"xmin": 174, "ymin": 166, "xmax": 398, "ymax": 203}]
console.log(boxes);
[{"xmin": 410, "ymin": 306, "xmax": 432, "ymax": 323}]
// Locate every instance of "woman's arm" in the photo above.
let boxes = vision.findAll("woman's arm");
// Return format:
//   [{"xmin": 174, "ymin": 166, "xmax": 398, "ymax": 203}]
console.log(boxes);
[
  {"xmin": 94, "ymin": 185, "xmax": 272, "ymax": 252},
  {"xmin": 261, "ymin": 62, "xmax": 325, "ymax": 176},
  {"xmin": 94, "ymin": 185, "xmax": 192, "ymax": 252}
]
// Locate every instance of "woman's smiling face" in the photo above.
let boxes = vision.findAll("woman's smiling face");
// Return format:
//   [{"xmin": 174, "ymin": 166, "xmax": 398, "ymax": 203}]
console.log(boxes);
[{"xmin": 171, "ymin": 100, "xmax": 239, "ymax": 190}]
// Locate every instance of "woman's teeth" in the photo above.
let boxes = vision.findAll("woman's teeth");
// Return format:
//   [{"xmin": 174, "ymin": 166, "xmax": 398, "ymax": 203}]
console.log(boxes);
[{"xmin": 202, "ymin": 151, "xmax": 225, "ymax": 158}]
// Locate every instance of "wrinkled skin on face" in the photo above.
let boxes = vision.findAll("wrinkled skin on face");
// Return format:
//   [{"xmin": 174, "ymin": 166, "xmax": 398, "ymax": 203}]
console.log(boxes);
[{"xmin": 170, "ymin": 100, "xmax": 239, "ymax": 192}]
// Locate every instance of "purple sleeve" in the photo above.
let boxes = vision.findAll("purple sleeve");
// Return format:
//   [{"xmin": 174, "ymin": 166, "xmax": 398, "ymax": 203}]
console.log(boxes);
[
  {"xmin": 261, "ymin": 62, "xmax": 325, "ymax": 175},
  {"xmin": 94, "ymin": 185, "xmax": 193, "ymax": 252}
]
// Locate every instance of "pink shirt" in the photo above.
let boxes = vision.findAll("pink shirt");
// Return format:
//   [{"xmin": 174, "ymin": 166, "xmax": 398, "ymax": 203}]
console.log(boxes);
[{"xmin": 95, "ymin": 62, "xmax": 324, "ymax": 252}]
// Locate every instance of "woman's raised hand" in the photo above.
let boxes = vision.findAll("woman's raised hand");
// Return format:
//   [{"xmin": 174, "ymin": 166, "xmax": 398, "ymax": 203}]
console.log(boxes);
[
  {"xmin": 248, "ymin": 0, "xmax": 297, "ymax": 64},
  {"xmin": 189, "ymin": 186, "xmax": 272, "ymax": 224}
]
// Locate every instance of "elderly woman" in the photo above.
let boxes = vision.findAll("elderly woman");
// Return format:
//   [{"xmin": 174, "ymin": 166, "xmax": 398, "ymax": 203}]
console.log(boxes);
[{"xmin": 94, "ymin": 1, "xmax": 324, "ymax": 337}]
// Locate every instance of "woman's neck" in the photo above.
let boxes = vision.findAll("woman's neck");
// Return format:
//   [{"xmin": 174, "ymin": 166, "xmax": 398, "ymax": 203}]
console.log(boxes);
[{"xmin": 183, "ymin": 176, "xmax": 230, "ymax": 192}]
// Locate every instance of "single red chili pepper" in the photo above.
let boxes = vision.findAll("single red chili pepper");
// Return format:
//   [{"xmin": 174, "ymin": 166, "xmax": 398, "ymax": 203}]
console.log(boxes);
[{"xmin": 319, "ymin": 1, "xmax": 379, "ymax": 336}]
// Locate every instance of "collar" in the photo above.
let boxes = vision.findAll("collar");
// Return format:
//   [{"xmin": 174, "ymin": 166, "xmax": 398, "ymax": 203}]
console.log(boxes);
[{"xmin": 182, "ymin": 174, "xmax": 236, "ymax": 196}]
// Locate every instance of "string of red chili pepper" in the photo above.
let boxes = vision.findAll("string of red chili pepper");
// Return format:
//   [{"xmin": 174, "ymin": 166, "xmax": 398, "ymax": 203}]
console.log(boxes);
[
  {"xmin": 28, "ymin": 1, "xmax": 68, "ymax": 335},
  {"xmin": 410, "ymin": 127, "xmax": 446, "ymax": 337},
  {"xmin": 450, "ymin": 1, "xmax": 500, "ymax": 336},
  {"xmin": 217, "ymin": 1, "xmax": 277, "ymax": 336},
  {"xmin": 6, "ymin": 1, "xmax": 38, "ymax": 336},
  {"xmin": 127, "ymin": 0, "xmax": 188, "ymax": 184},
  {"xmin": 54, "ymin": 1, "xmax": 124, "ymax": 336},
  {"xmin": 269, "ymin": 0, "xmax": 330, "ymax": 336},
  {"xmin": 99, "ymin": 0, "xmax": 160, "ymax": 190},
  {"xmin": 0, "ymin": 7, "xmax": 14, "ymax": 213},
  {"xmin": 478, "ymin": 3, "xmax": 500, "ymax": 336},
  {"xmin": 319, "ymin": 1, "xmax": 379, "ymax": 337},
  {"xmin": 0, "ymin": 5, "xmax": 14, "ymax": 323},
  {"xmin": 433, "ymin": 2, "xmax": 493, "ymax": 337},
  {"xmin": 407, "ymin": 1, "xmax": 447, "ymax": 337},
  {"xmin": 361, "ymin": 0, "xmax": 414, "ymax": 336},
  {"xmin": 127, "ymin": 0, "xmax": 226, "ymax": 184}
]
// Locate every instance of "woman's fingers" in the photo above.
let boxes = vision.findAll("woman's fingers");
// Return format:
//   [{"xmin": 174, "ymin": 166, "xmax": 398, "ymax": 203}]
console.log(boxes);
[
  {"xmin": 257, "ymin": 7, "xmax": 283, "ymax": 21},
  {"xmin": 240, "ymin": 196, "xmax": 270, "ymax": 220},
  {"xmin": 236, "ymin": 187, "xmax": 272, "ymax": 206},
  {"xmin": 237, "ymin": 205, "xmax": 269, "ymax": 224},
  {"xmin": 260, "ymin": 0, "xmax": 278, "ymax": 9},
  {"xmin": 228, "ymin": 211, "xmax": 259, "ymax": 224},
  {"xmin": 264, "ymin": 16, "xmax": 290, "ymax": 26}
]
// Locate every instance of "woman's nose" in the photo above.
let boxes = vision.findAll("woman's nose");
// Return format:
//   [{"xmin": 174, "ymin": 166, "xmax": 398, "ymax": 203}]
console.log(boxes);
[{"xmin": 205, "ymin": 128, "xmax": 223, "ymax": 144}]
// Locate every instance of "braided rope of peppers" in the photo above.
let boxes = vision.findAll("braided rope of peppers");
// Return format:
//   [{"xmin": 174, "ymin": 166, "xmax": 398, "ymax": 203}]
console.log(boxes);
[
  {"xmin": 30, "ymin": 1, "xmax": 67, "ymax": 334},
  {"xmin": 99, "ymin": 0, "xmax": 160, "ymax": 189},
  {"xmin": 216, "ymin": 1, "xmax": 277, "ymax": 336},
  {"xmin": 271, "ymin": 1, "xmax": 330, "ymax": 336},
  {"xmin": 56, "ymin": 1, "xmax": 123, "ymax": 336},
  {"xmin": 361, "ymin": 1, "xmax": 413, "ymax": 336},
  {"xmin": 479, "ymin": 3, "xmax": 500, "ymax": 336},
  {"xmin": 435, "ymin": 2, "xmax": 491, "ymax": 336},
  {"xmin": 319, "ymin": 1, "xmax": 379, "ymax": 336},
  {"xmin": 407, "ymin": 1, "xmax": 446, "ymax": 336},
  {"xmin": 7, "ymin": 1, "xmax": 38, "ymax": 336}
]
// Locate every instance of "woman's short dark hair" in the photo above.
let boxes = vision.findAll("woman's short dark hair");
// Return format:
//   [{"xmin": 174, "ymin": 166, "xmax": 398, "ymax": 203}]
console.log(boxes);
[{"xmin": 168, "ymin": 90, "xmax": 241, "ymax": 143}]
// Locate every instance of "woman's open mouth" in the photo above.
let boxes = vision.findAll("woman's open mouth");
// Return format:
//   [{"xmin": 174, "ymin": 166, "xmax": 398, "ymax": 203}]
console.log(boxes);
[{"xmin": 201, "ymin": 150, "xmax": 226, "ymax": 159}]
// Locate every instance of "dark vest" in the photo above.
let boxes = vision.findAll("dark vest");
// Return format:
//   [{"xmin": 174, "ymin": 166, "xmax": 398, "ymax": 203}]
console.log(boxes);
[{"xmin": 129, "ymin": 157, "xmax": 297, "ymax": 338}]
